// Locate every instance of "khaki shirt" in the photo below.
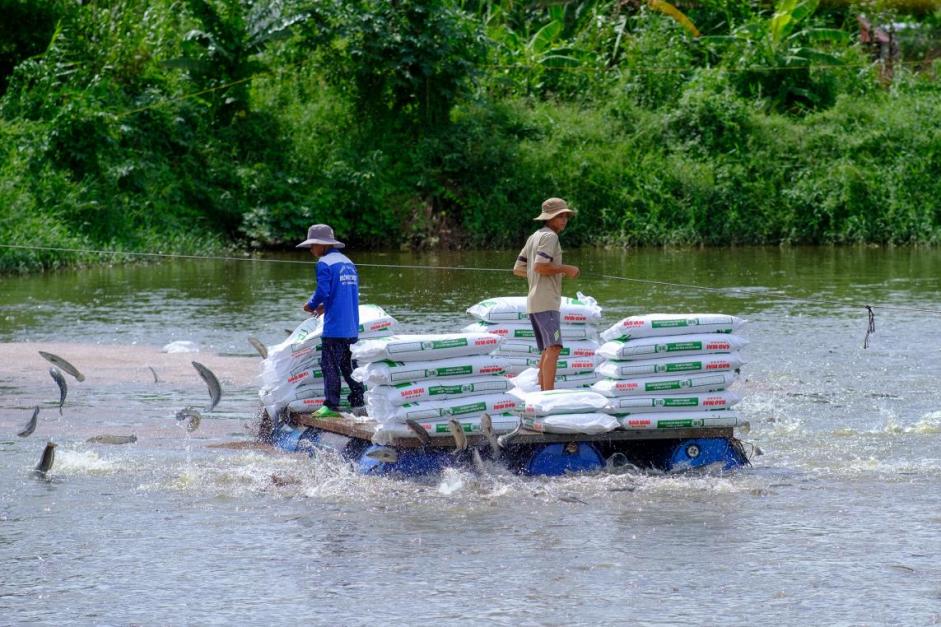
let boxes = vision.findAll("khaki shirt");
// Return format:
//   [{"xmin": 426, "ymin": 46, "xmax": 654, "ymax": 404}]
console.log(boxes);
[{"xmin": 514, "ymin": 226, "xmax": 563, "ymax": 314}]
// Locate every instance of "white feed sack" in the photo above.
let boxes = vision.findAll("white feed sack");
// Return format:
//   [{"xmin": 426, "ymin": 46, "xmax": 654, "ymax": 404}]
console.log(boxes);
[
  {"xmin": 595, "ymin": 353, "xmax": 744, "ymax": 380},
  {"xmin": 366, "ymin": 376, "xmax": 513, "ymax": 407},
  {"xmin": 522, "ymin": 413, "xmax": 620, "ymax": 435},
  {"xmin": 510, "ymin": 368, "xmax": 600, "ymax": 393},
  {"xmin": 601, "ymin": 313, "xmax": 747, "ymax": 343},
  {"xmin": 603, "ymin": 390, "xmax": 741, "ymax": 414},
  {"xmin": 596, "ymin": 334, "xmax": 748, "ymax": 361},
  {"xmin": 264, "ymin": 304, "xmax": 398, "ymax": 377},
  {"xmin": 367, "ymin": 393, "xmax": 522, "ymax": 423},
  {"xmin": 352, "ymin": 332, "xmax": 502, "ymax": 362},
  {"xmin": 352, "ymin": 355, "xmax": 509, "ymax": 386},
  {"xmin": 592, "ymin": 372, "xmax": 739, "ymax": 397},
  {"xmin": 463, "ymin": 321, "xmax": 598, "ymax": 341},
  {"xmin": 505, "ymin": 355, "xmax": 601, "ymax": 375},
  {"xmin": 495, "ymin": 339, "xmax": 598, "ymax": 358},
  {"xmin": 520, "ymin": 389, "xmax": 611, "ymax": 417},
  {"xmin": 617, "ymin": 410, "xmax": 744, "ymax": 430},
  {"xmin": 466, "ymin": 292, "xmax": 602, "ymax": 324}
]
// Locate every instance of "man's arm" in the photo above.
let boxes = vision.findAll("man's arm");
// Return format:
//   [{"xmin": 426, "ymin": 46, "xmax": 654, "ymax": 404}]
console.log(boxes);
[
  {"xmin": 533, "ymin": 263, "xmax": 579, "ymax": 278},
  {"xmin": 512, "ymin": 249, "xmax": 528, "ymax": 278},
  {"xmin": 304, "ymin": 262, "xmax": 332, "ymax": 313}
]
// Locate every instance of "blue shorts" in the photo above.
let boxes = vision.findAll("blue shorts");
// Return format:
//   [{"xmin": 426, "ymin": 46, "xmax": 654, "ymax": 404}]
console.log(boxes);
[{"xmin": 528, "ymin": 310, "xmax": 562, "ymax": 352}]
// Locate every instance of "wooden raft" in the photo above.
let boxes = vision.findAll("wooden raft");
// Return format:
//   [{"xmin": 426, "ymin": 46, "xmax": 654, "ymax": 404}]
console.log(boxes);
[{"xmin": 293, "ymin": 413, "xmax": 734, "ymax": 450}]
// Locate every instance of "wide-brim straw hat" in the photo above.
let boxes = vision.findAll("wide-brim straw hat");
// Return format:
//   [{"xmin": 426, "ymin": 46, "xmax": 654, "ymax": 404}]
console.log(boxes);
[
  {"xmin": 296, "ymin": 223, "xmax": 345, "ymax": 248},
  {"xmin": 534, "ymin": 197, "xmax": 576, "ymax": 221}
]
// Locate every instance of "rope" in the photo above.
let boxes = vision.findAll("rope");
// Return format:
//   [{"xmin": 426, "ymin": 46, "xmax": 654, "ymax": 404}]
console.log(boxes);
[{"xmin": 4, "ymin": 243, "xmax": 941, "ymax": 345}]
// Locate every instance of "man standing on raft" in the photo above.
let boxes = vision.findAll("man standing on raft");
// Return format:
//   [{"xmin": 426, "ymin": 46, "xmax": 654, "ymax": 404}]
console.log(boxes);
[
  {"xmin": 513, "ymin": 198, "xmax": 580, "ymax": 391},
  {"xmin": 297, "ymin": 223, "xmax": 366, "ymax": 418}
]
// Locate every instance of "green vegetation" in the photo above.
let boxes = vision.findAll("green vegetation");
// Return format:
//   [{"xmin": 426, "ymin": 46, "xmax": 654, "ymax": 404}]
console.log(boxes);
[{"xmin": 1, "ymin": 0, "xmax": 940, "ymax": 272}]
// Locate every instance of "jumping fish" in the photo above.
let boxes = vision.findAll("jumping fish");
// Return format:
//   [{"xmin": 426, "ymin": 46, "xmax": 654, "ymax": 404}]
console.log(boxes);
[
  {"xmin": 86, "ymin": 434, "xmax": 138, "ymax": 445},
  {"xmin": 447, "ymin": 418, "xmax": 467, "ymax": 452},
  {"xmin": 365, "ymin": 447, "xmax": 399, "ymax": 464},
  {"xmin": 471, "ymin": 448, "xmax": 486, "ymax": 472},
  {"xmin": 404, "ymin": 418, "xmax": 431, "ymax": 446},
  {"xmin": 148, "ymin": 366, "xmax": 160, "ymax": 383},
  {"xmin": 497, "ymin": 420, "xmax": 523, "ymax": 449},
  {"xmin": 191, "ymin": 361, "xmax": 221, "ymax": 411},
  {"xmin": 49, "ymin": 367, "xmax": 67, "ymax": 414},
  {"xmin": 17, "ymin": 406, "xmax": 40, "ymax": 438},
  {"xmin": 38, "ymin": 351, "xmax": 85, "ymax": 382},
  {"xmin": 247, "ymin": 336, "xmax": 268, "ymax": 359},
  {"xmin": 176, "ymin": 407, "xmax": 202, "ymax": 433},
  {"xmin": 35, "ymin": 442, "xmax": 57, "ymax": 475},
  {"xmin": 480, "ymin": 413, "xmax": 501, "ymax": 456}
]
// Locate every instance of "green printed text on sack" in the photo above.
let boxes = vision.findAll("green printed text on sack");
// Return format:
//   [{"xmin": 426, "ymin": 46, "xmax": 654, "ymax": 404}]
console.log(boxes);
[
  {"xmin": 449, "ymin": 402, "xmax": 486, "ymax": 415},
  {"xmin": 656, "ymin": 419, "xmax": 705, "ymax": 428},
  {"xmin": 660, "ymin": 361, "xmax": 702, "ymax": 373},
  {"xmin": 656, "ymin": 341, "xmax": 702, "ymax": 353},
  {"xmin": 645, "ymin": 380, "xmax": 684, "ymax": 391},
  {"xmin": 651, "ymin": 319, "xmax": 692, "ymax": 329},
  {"xmin": 659, "ymin": 398, "xmax": 698, "ymax": 407},
  {"xmin": 427, "ymin": 366, "xmax": 474, "ymax": 377},
  {"xmin": 428, "ymin": 338, "xmax": 468, "ymax": 350}
]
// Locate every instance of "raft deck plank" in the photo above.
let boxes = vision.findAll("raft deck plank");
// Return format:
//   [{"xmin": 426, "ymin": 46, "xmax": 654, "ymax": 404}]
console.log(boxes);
[{"xmin": 294, "ymin": 414, "xmax": 734, "ymax": 449}]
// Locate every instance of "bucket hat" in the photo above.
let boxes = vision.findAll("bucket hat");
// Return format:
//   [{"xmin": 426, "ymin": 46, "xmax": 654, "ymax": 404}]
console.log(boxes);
[
  {"xmin": 534, "ymin": 197, "xmax": 576, "ymax": 221},
  {"xmin": 296, "ymin": 224, "xmax": 345, "ymax": 249}
]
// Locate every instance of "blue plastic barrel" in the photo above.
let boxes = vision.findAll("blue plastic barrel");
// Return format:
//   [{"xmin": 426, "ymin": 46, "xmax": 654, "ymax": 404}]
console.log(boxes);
[
  {"xmin": 357, "ymin": 445, "xmax": 453, "ymax": 477},
  {"xmin": 525, "ymin": 442, "xmax": 605, "ymax": 476},
  {"xmin": 667, "ymin": 437, "xmax": 748, "ymax": 471},
  {"xmin": 272, "ymin": 424, "xmax": 321, "ymax": 455}
]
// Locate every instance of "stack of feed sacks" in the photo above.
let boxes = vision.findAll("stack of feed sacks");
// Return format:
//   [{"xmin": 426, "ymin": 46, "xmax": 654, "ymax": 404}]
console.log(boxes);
[
  {"xmin": 593, "ymin": 314, "xmax": 748, "ymax": 431},
  {"xmin": 464, "ymin": 293, "xmax": 603, "ymax": 387},
  {"xmin": 352, "ymin": 332, "xmax": 521, "ymax": 443},
  {"xmin": 259, "ymin": 304, "xmax": 397, "ymax": 416}
]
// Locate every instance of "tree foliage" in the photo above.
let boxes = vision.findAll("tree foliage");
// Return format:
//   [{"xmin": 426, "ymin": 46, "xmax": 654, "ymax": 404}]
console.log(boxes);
[{"xmin": 1, "ymin": 0, "xmax": 939, "ymax": 272}]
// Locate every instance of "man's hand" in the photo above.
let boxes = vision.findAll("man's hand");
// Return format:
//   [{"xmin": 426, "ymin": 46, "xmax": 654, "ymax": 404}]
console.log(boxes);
[
  {"xmin": 303, "ymin": 303, "xmax": 325, "ymax": 317},
  {"xmin": 564, "ymin": 265, "xmax": 580, "ymax": 279}
]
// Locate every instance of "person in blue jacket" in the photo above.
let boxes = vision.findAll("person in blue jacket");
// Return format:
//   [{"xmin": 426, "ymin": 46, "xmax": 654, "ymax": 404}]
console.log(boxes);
[{"xmin": 297, "ymin": 224, "xmax": 366, "ymax": 419}]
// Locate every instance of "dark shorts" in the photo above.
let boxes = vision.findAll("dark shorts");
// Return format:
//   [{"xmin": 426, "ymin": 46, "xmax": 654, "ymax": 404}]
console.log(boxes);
[{"xmin": 528, "ymin": 310, "xmax": 563, "ymax": 352}]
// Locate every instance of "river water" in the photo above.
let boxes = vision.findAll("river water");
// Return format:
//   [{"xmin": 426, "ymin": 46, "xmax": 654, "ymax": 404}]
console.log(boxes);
[{"xmin": 1, "ymin": 247, "xmax": 939, "ymax": 624}]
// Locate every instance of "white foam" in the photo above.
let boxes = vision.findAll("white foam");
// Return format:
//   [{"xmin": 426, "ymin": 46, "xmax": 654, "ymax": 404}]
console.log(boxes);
[
  {"xmin": 162, "ymin": 340, "xmax": 200, "ymax": 353},
  {"xmin": 54, "ymin": 448, "xmax": 121, "ymax": 475}
]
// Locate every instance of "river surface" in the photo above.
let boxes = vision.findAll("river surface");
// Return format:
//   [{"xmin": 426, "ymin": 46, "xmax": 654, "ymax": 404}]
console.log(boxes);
[{"xmin": 1, "ymin": 247, "xmax": 940, "ymax": 624}]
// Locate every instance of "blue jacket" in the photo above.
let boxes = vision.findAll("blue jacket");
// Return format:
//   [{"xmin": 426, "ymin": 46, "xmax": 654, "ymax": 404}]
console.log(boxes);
[{"xmin": 306, "ymin": 249, "xmax": 360, "ymax": 339}]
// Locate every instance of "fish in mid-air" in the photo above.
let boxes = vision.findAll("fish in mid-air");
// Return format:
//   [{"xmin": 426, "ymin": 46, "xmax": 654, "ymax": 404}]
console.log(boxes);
[
  {"xmin": 480, "ymin": 413, "xmax": 501, "ymax": 456},
  {"xmin": 497, "ymin": 420, "xmax": 523, "ymax": 449},
  {"xmin": 18, "ymin": 407, "xmax": 40, "ymax": 438},
  {"xmin": 471, "ymin": 448, "xmax": 486, "ymax": 472},
  {"xmin": 49, "ymin": 367, "xmax": 67, "ymax": 414},
  {"xmin": 365, "ymin": 447, "xmax": 399, "ymax": 464},
  {"xmin": 38, "ymin": 351, "xmax": 85, "ymax": 382},
  {"xmin": 191, "ymin": 361, "xmax": 221, "ymax": 411},
  {"xmin": 247, "ymin": 336, "xmax": 268, "ymax": 359},
  {"xmin": 86, "ymin": 434, "xmax": 138, "ymax": 445},
  {"xmin": 176, "ymin": 407, "xmax": 202, "ymax": 433},
  {"xmin": 404, "ymin": 419, "xmax": 431, "ymax": 446},
  {"xmin": 447, "ymin": 418, "xmax": 467, "ymax": 452},
  {"xmin": 35, "ymin": 442, "xmax": 57, "ymax": 475}
]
